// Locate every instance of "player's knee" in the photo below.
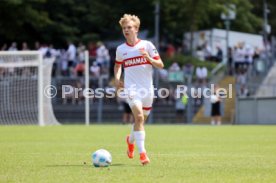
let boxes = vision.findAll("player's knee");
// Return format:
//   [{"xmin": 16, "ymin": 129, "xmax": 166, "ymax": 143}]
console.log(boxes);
[{"xmin": 136, "ymin": 114, "xmax": 144, "ymax": 123}]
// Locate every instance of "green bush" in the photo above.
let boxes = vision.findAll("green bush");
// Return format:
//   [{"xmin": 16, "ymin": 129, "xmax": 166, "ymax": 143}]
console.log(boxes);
[{"xmin": 163, "ymin": 54, "xmax": 217, "ymax": 72}]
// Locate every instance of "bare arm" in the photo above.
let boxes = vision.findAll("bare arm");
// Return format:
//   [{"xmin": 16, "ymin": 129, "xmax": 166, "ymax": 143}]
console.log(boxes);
[
  {"xmin": 139, "ymin": 49, "xmax": 164, "ymax": 69},
  {"xmin": 114, "ymin": 63, "xmax": 124, "ymax": 89},
  {"xmin": 146, "ymin": 56, "xmax": 164, "ymax": 69}
]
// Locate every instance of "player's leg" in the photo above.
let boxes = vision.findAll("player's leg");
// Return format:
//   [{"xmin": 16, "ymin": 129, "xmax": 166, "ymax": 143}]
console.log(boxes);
[
  {"xmin": 127, "ymin": 99, "xmax": 150, "ymax": 165},
  {"xmin": 126, "ymin": 100, "xmax": 144, "ymax": 160},
  {"xmin": 132, "ymin": 103, "xmax": 150, "ymax": 165},
  {"xmin": 140, "ymin": 112, "xmax": 149, "ymax": 162},
  {"xmin": 142, "ymin": 108, "xmax": 151, "ymax": 122},
  {"xmin": 211, "ymin": 116, "xmax": 216, "ymax": 125},
  {"xmin": 142, "ymin": 90, "xmax": 153, "ymax": 123},
  {"xmin": 126, "ymin": 113, "xmax": 136, "ymax": 159},
  {"xmin": 216, "ymin": 115, "xmax": 221, "ymax": 125},
  {"xmin": 136, "ymin": 93, "xmax": 153, "ymax": 165},
  {"xmin": 131, "ymin": 101, "xmax": 146, "ymax": 150},
  {"xmin": 124, "ymin": 101, "xmax": 135, "ymax": 145}
]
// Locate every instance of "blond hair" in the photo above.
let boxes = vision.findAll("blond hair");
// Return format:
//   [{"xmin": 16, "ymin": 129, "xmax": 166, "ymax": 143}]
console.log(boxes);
[{"xmin": 119, "ymin": 14, "xmax": 140, "ymax": 29}]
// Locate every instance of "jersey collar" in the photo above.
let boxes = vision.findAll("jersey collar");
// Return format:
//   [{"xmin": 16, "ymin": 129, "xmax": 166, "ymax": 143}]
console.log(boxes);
[{"xmin": 125, "ymin": 39, "xmax": 141, "ymax": 47}]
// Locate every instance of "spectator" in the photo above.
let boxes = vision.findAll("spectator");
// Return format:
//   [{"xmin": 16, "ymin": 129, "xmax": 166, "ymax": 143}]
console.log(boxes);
[
  {"xmin": 216, "ymin": 46, "xmax": 223, "ymax": 62},
  {"xmin": 38, "ymin": 44, "xmax": 49, "ymax": 57},
  {"xmin": 96, "ymin": 41, "xmax": 110, "ymax": 73},
  {"xmin": 90, "ymin": 62, "xmax": 100, "ymax": 78},
  {"xmin": 0, "ymin": 67, "xmax": 5, "ymax": 76},
  {"xmin": 169, "ymin": 62, "xmax": 180, "ymax": 72},
  {"xmin": 174, "ymin": 90, "xmax": 187, "ymax": 123},
  {"xmin": 253, "ymin": 47, "xmax": 261, "ymax": 60},
  {"xmin": 158, "ymin": 68, "xmax": 168, "ymax": 81},
  {"xmin": 1, "ymin": 43, "xmax": 7, "ymax": 50},
  {"xmin": 210, "ymin": 85, "xmax": 222, "ymax": 125},
  {"xmin": 22, "ymin": 42, "xmax": 29, "ymax": 50},
  {"xmin": 203, "ymin": 42, "xmax": 212, "ymax": 61},
  {"xmin": 34, "ymin": 41, "xmax": 40, "ymax": 50},
  {"xmin": 168, "ymin": 87, "xmax": 175, "ymax": 104},
  {"xmin": 8, "ymin": 42, "xmax": 17, "ymax": 51},
  {"xmin": 196, "ymin": 66, "xmax": 208, "ymax": 85},
  {"xmin": 60, "ymin": 49, "xmax": 68, "ymax": 76},
  {"xmin": 62, "ymin": 83, "xmax": 77, "ymax": 105},
  {"xmin": 236, "ymin": 70, "xmax": 247, "ymax": 86},
  {"xmin": 238, "ymin": 84, "xmax": 249, "ymax": 97},
  {"xmin": 227, "ymin": 47, "xmax": 233, "ymax": 75},
  {"xmin": 234, "ymin": 42, "xmax": 245, "ymax": 73},
  {"xmin": 88, "ymin": 42, "xmax": 97, "ymax": 60},
  {"xmin": 45, "ymin": 44, "xmax": 58, "ymax": 58},
  {"xmin": 166, "ymin": 44, "xmax": 175, "ymax": 58},
  {"xmin": 44, "ymin": 44, "xmax": 58, "ymax": 77},
  {"xmin": 244, "ymin": 45, "xmax": 254, "ymax": 66},
  {"xmin": 183, "ymin": 64, "xmax": 194, "ymax": 83},
  {"xmin": 77, "ymin": 42, "xmax": 86, "ymax": 62},
  {"xmin": 75, "ymin": 79, "xmax": 84, "ymax": 105},
  {"xmin": 193, "ymin": 90, "xmax": 202, "ymax": 107},
  {"xmin": 244, "ymin": 44, "xmax": 254, "ymax": 75},
  {"xmin": 176, "ymin": 46, "xmax": 184, "ymax": 54},
  {"xmin": 74, "ymin": 61, "xmax": 85, "ymax": 77},
  {"xmin": 67, "ymin": 41, "xmax": 77, "ymax": 75},
  {"xmin": 195, "ymin": 46, "xmax": 205, "ymax": 61}
]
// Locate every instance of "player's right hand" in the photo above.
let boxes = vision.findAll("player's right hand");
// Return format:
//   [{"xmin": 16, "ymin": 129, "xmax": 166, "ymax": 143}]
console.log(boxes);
[{"xmin": 115, "ymin": 79, "xmax": 124, "ymax": 90}]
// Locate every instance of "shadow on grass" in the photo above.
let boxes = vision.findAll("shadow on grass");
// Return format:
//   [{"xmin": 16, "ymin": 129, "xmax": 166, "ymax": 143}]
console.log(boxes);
[
  {"xmin": 45, "ymin": 165, "xmax": 87, "ymax": 167},
  {"xmin": 46, "ymin": 163, "xmax": 140, "ymax": 167},
  {"xmin": 110, "ymin": 163, "xmax": 139, "ymax": 167}
]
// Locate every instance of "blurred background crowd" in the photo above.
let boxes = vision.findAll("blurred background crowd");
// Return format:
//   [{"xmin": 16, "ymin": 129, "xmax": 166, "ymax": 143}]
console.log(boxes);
[{"xmin": 1, "ymin": 0, "xmax": 276, "ymax": 124}]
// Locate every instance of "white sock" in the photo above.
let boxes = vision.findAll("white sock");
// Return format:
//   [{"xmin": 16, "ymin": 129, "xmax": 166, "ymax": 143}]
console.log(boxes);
[
  {"xmin": 134, "ymin": 131, "xmax": 146, "ymax": 153},
  {"xmin": 129, "ymin": 125, "xmax": 135, "ymax": 144}
]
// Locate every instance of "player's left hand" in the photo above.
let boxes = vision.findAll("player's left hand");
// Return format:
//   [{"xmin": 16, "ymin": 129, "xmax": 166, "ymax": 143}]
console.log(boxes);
[{"xmin": 139, "ymin": 48, "xmax": 150, "ymax": 60}]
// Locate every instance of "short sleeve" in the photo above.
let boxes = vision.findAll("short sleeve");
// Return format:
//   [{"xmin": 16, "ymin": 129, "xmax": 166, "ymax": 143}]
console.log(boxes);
[
  {"xmin": 146, "ymin": 41, "xmax": 160, "ymax": 60},
  {"xmin": 115, "ymin": 48, "xmax": 123, "ymax": 64}
]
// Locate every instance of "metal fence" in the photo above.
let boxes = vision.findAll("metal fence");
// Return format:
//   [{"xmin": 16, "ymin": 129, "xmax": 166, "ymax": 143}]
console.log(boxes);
[{"xmin": 235, "ymin": 97, "xmax": 276, "ymax": 124}]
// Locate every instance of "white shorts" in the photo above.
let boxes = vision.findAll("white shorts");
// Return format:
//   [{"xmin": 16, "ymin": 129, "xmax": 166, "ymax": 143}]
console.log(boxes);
[{"xmin": 126, "ymin": 89, "xmax": 154, "ymax": 116}]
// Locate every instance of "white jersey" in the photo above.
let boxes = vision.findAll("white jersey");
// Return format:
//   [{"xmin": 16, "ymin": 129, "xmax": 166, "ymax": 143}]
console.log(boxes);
[{"xmin": 115, "ymin": 39, "xmax": 160, "ymax": 91}]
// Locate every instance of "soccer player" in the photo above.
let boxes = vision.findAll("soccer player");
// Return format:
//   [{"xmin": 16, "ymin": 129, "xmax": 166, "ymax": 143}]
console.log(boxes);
[{"xmin": 114, "ymin": 14, "xmax": 164, "ymax": 165}]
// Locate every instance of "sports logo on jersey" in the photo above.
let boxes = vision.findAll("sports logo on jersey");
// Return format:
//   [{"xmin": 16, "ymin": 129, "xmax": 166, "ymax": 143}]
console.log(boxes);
[{"xmin": 123, "ymin": 56, "xmax": 151, "ymax": 68}]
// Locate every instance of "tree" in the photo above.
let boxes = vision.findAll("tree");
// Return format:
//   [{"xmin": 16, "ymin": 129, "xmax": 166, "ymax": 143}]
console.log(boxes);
[
  {"xmin": 0, "ymin": 0, "xmax": 265, "ymax": 47},
  {"xmin": 0, "ymin": 0, "xmax": 51, "ymax": 44},
  {"xmin": 251, "ymin": 0, "xmax": 276, "ymax": 37},
  {"xmin": 160, "ymin": 0, "xmax": 262, "ymax": 42}
]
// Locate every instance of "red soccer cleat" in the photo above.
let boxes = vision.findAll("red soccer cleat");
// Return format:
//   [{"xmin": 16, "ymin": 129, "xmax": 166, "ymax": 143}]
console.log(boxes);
[
  {"xmin": 140, "ymin": 152, "xmax": 150, "ymax": 165},
  {"xmin": 126, "ymin": 135, "xmax": 135, "ymax": 159}
]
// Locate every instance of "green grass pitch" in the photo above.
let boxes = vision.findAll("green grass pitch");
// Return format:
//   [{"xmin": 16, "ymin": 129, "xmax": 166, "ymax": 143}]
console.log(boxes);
[{"xmin": 0, "ymin": 125, "xmax": 276, "ymax": 183}]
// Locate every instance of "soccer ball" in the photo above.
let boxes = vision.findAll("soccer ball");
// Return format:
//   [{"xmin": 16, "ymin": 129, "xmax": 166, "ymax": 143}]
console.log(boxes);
[
  {"xmin": 92, "ymin": 149, "xmax": 112, "ymax": 167},
  {"xmin": 210, "ymin": 94, "xmax": 219, "ymax": 103}
]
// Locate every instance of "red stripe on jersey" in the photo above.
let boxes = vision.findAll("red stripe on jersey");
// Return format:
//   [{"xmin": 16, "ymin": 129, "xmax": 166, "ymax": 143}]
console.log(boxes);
[
  {"xmin": 142, "ymin": 107, "xmax": 152, "ymax": 111},
  {"xmin": 123, "ymin": 56, "xmax": 152, "ymax": 68},
  {"xmin": 153, "ymin": 56, "xmax": 160, "ymax": 60},
  {"xmin": 115, "ymin": 60, "xmax": 123, "ymax": 64}
]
